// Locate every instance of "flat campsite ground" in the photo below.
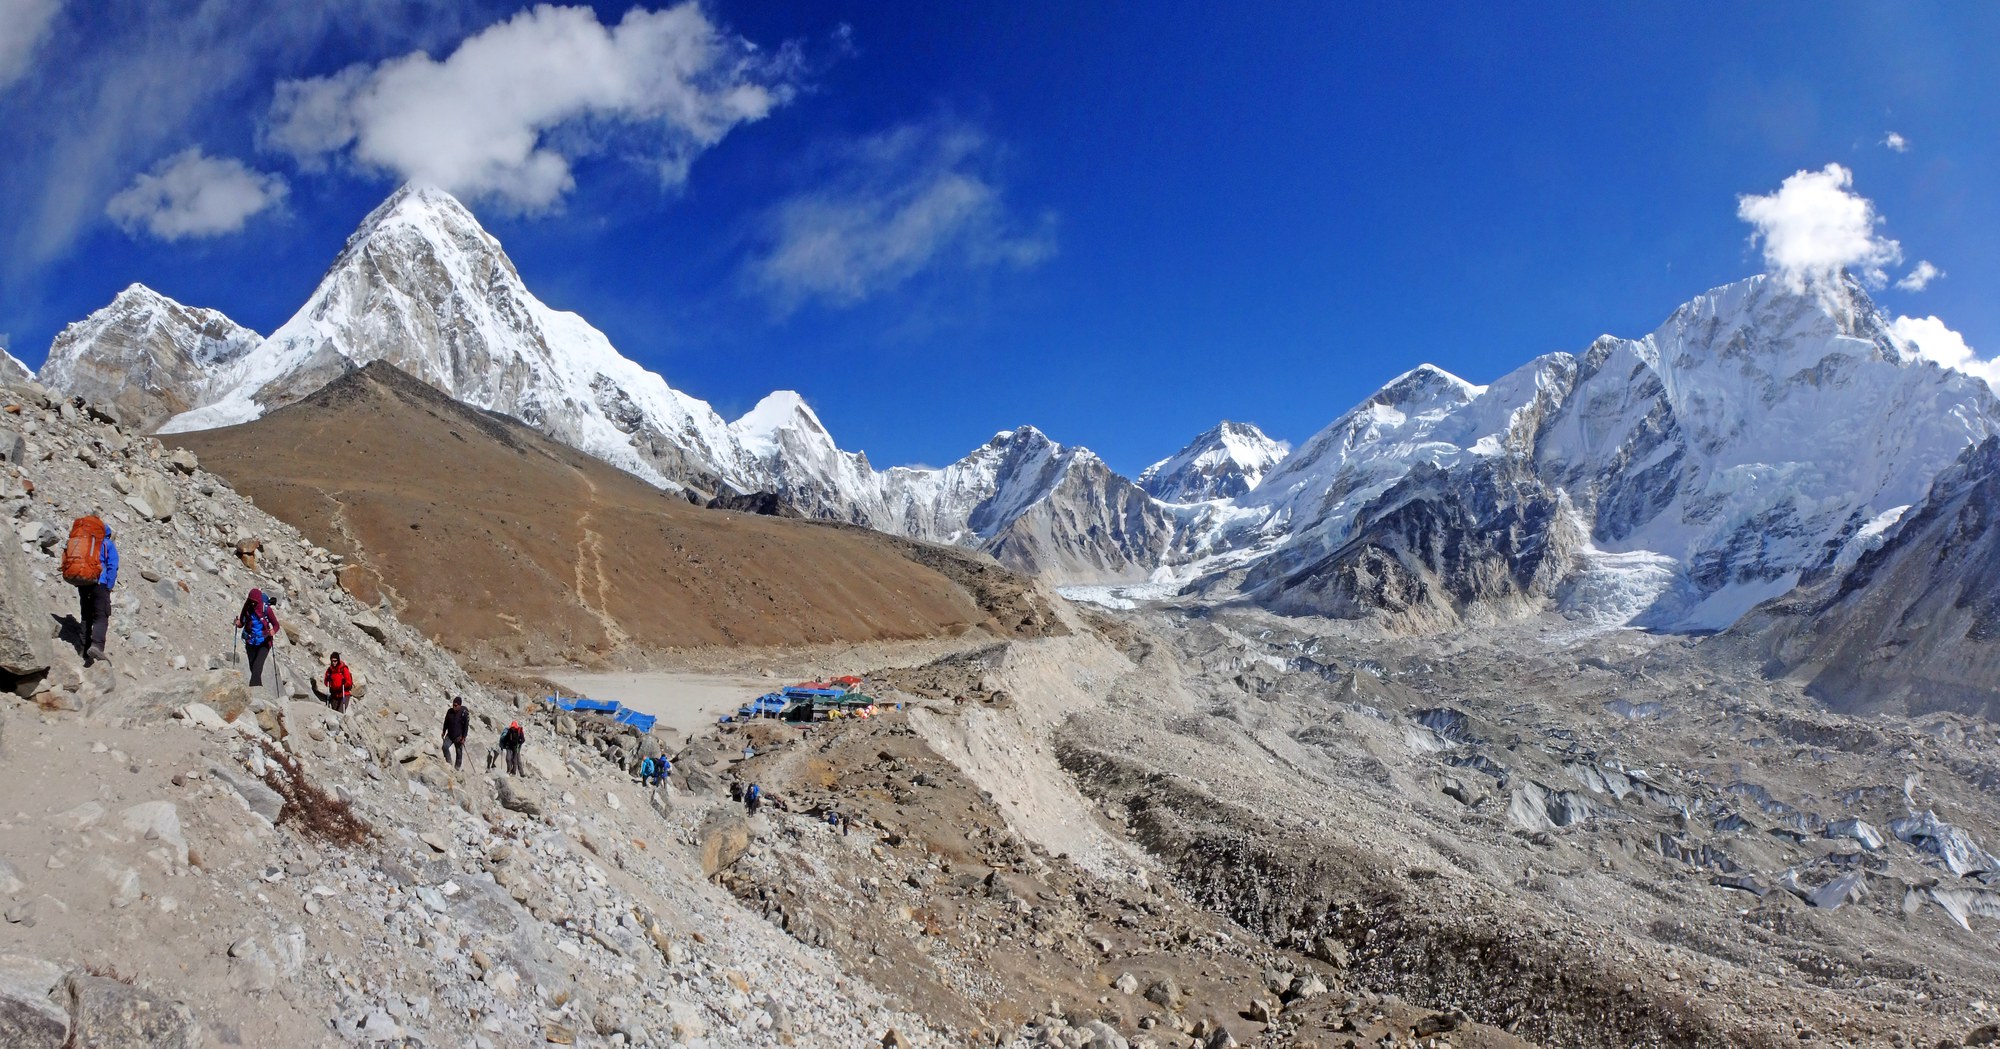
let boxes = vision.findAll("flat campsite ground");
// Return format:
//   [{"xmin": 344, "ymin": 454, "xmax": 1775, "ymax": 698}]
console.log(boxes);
[{"xmin": 542, "ymin": 670, "xmax": 770, "ymax": 738}]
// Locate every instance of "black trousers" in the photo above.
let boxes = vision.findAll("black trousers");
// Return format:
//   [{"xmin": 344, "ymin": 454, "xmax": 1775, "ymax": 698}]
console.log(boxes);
[
  {"xmin": 504, "ymin": 746, "xmax": 522, "ymax": 775},
  {"xmin": 76, "ymin": 583, "xmax": 110, "ymax": 653},
  {"xmin": 445, "ymin": 737, "xmax": 465, "ymax": 768},
  {"xmin": 245, "ymin": 641, "xmax": 272, "ymax": 686}
]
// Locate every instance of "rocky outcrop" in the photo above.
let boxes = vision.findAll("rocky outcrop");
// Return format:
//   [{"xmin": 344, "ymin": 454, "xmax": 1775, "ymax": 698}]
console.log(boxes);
[
  {"xmin": 1246, "ymin": 457, "xmax": 1585, "ymax": 630},
  {"xmin": 37, "ymin": 285, "xmax": 260, "ymax": 432},
  {"xmin": 1737, "ymin": 437, "xmax": 2000, "ymax": 719}
]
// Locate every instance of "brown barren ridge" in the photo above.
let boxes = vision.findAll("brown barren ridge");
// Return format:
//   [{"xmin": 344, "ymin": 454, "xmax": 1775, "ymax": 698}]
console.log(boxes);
[{"xmin": 171, "ymin": 361, "xmax": 1035, "ymax": 664}]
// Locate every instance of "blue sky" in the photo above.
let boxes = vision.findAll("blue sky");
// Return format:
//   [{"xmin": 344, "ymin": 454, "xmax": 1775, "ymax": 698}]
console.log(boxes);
[{"xmin": 2, "ymin": 2, "xmax": 1996, "ymax": 475}]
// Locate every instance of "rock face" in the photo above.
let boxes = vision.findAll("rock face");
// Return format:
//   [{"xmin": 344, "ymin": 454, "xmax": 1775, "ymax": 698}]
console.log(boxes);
[
  {"xmin": 1246, "ymin": 457, "xmax": 1585, "ymax": 630},
  {"xmin": 1736, "ymin": 436, "xmax": 2000, "ymax": 719},
  {"xmin": 38, "ymin": 285, "xmax": 260, "ymax": 432}
]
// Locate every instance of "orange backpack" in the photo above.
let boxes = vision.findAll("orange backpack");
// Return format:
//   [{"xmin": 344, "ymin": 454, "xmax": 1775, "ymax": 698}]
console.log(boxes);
[{"xmin": 61, "ymin": 516, "xmax": 107, "ymax": 585}]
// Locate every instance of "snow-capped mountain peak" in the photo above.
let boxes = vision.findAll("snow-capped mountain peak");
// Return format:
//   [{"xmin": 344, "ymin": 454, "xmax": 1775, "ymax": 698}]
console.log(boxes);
[
  {"xmin": 151, "ymin": 183, "xmax": 756, "ymax": 492},
  {"xmin": 1139, "ymin": 420, "xmax": 1289, "ymax": 502},
  {"xmin": 732, "ymin": 391, "xmax": 828, "ymax": 459},
  {"xmin": 37, "ymin": 283, "xmax": 262, "ymax": 431}
]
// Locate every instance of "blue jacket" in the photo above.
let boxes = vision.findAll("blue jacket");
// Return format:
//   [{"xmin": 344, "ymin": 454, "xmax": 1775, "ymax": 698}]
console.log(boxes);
[{"xmin": 98, "ymin": 531, "xmax": 118, "ymax": 589}]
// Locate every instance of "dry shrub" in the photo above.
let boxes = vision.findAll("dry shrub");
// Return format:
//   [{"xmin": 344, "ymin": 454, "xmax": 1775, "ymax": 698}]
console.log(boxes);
[
  {"xmin": 81, "ymin": 963, "xmax": 133, "ymax": 984},
  {"xmin": 258, "ymin": 742, "xmax": 373, "ymax": 847}
]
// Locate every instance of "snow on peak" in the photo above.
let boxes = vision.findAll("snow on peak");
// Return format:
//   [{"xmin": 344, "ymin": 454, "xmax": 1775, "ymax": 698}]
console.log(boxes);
[
  {"xmin": 1378, "ymin": 363, "xmax": 1485, "ymax": 404},
  {"xmin": 154, "ymin": 184, "xmax": 756, "ymax": 491},
  {"xmin": 37, "ymin": 283, "xmax": 263, "ymax": 431},
  {"xmin": 731, "ymin": 391, "xmax": 831, "ymax": 459},
  {"xmin": 1140, "ymin": 420, "xmax": 1289, "ymax": 502}
]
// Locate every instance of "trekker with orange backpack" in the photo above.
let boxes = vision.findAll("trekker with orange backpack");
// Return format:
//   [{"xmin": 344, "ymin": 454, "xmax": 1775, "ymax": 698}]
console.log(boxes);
[{"xmin": 60, "ymin": 515, "xmax": 118, "ymax": 665}]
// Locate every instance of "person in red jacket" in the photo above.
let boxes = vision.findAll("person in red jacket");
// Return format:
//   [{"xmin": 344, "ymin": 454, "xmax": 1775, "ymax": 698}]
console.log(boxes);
[{"xmin": 324, "ymin": 652, "xmax": 354, "ymax": 713}]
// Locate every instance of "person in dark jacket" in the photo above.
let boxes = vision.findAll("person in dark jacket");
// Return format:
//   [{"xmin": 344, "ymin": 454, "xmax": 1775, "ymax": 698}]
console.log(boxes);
[
  {"xmin": 235, "ymin": 588, "xmax": 280, "ymax": 687},
  {"xmin": 74, "ymin": 522, "xmax": 118, "ymax": 665},
  {"xmin": 323, "ymin": 653, "xmax": 354, "ymax": 713},
  {"xmin": 500, "ymin": 721, "xmax": 525, "ymax": 776},
  {"xmin": 442, "ymin": 697, "xmax": 470, "ymax": 769}
]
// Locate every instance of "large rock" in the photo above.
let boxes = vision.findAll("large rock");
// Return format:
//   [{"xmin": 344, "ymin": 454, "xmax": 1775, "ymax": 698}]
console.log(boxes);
[
  {"xmin": 350, "ymin": 611, "xmax": 388, "ymax": 643},
  {"xmin": 109, "ymin": 670, "xmax": 250, "ymax": 724},
  {"xmin": 0, "ymin": 516, "xmax": 53, "ymax": 691},
  {"xmin": 697, "ymin": 810, "xmax": 751, "ymax": 877},
  {"xmin": 496, "ymin": 777, "xmax": 542, "ymax": 817},
  {"xmin": 120, "ymin": 801, "xmax": 189, "ymax": 867},
  {"xmin": 65, "ymin": 973, "xmax": 201, "ymax": 1049},
  {"xmin": 211, "ymin": 764, "xmax": 283, "ymax": 824},
  {"xmin": 122, "ymin": 472, "xmax": 178, "ymax": 521},
  {"xmin": 0, "ymin": 955, "xmax": 68, "ymax": 1049}
]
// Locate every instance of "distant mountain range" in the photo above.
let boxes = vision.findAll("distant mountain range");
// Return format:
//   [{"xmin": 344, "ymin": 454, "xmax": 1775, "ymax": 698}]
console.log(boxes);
[{"xmin": 35, "ymin": 183, "xmax": 2000, "ymax": 642}]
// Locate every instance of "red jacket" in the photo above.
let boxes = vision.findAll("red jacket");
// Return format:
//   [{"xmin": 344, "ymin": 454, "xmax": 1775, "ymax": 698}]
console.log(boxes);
[{"xmin": 325, "ymin": 662, "xmax": 354, "ymax": 694}]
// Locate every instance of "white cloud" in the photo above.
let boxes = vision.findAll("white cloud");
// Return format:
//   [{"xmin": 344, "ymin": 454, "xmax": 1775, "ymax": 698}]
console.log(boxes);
[
  {"xmin": 1896, "ymin": 260, "xmax": 1943, "ymax": 292},
  {"xmin": 266, "ymin": 3, "xmax": 795, "ymax": 211},
  {"xmin": 0, "ymin": 0, "xmax": 61, "ymax": 90},
  {"xmin": 1892, "ymin": 315, "xmax": 2000, "ymax": 390},
  {"xmin": 749, "ymin": 120, "xmax": 1056, "ymax": 310},
  {"xmin": 1883, "ymin": 131, "xmax": 1909, "ymax": 153},
  {"xmin": 105, "ymin": 148, "xmax": 287, "ymax": 240},
  {"xmin": 5, "ymin": 1, "xmax": 466, "ymax": 268},
  {"xmin": 1737, "ymin": 163, "xmax": 1902, "ymax": 291}
]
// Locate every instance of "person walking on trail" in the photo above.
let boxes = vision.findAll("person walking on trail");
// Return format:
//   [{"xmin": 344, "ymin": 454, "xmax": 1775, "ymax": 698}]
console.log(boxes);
[
  {"xmin": 323, "ymin": 653, "xmax": 354, "ymax": 713},
  {"xmin": 442, "ymin": 697, "xmax": 470, "ymax": 770},
  {"xmin": 235, "ymin": 588, "xmax": 281, "ymax": 687},
  {"xmin": 638, "ymin": 756, "xmax": 662, "ymax": 787},
  {"xmin": 60, "ymin": 515, "xmax": 118, "ymax": 665},
  {"xmin": 744, "ymin": 782, "xmax": 763, "ymax": 816},
  {"xmin": 499, "ymin": 721, "xmax": 526, "ymax": 776}
]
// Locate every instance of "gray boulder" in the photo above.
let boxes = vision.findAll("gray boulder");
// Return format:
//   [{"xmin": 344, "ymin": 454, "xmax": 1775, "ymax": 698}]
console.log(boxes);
[
  {"xmin": 211, "ymin": 764, "xmax": 283, "ymax": 824},
  {"xmin": 0, "ymin": 955, "xmax": 68, "ymax": 1049},
  {"xmin": 351, "ymin": 611, "xmax": 388, "ymax": 643},
  {"xmin": 65, "ymin": 973, "xmax": 201, "ymax": 1049},
  {"xmin": 104, "ymin": 670, "xmax": 250, "ymax": 724},
  {"xmin": 122, "ymin": 472, "xmax": 177, "ymax": 521},
  {"xmin": 0, "ymin": 515, "xmax": 53, "ymax": 691}
]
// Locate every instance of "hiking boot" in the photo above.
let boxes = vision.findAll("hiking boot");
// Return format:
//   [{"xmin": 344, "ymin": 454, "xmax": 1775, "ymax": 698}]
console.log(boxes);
[{"xmin": 84, "ymin": 645, "xmax": 105, "ymax": 665}]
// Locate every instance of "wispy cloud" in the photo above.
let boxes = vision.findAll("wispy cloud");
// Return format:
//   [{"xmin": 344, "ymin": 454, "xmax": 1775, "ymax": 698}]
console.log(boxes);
[
  {"xmin": 0, "ymin": 0, "xmax": 62, "ymax": 91},
  {"xmin": 1737, "ymin": 163, "xmax": 1901, "ymax": 291},
  {"xmin": 748, "ymin": 119, "xmax": 1056, "ymax": 311},
  {"xmin": 1882, "ymin": 131, "xmax": 1909, "ymax": 153},
  {"xmin": 106, "ymin": 147, "xmax": 286, "ymax": 240},
  {"xmin": 1892, "ymin": 315, "xmax": 2000, "ymax": 390},
  {"xmin": 1895, "ymin": 259, "xmax": 1942, "ymax": 292},
  {"xmin": 2, "ymin": 0, "xmax": 464, "ymax": 268},
  {"xmin": 266, "ymin": 3, "xmax": 798, "ymax": 212}
]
